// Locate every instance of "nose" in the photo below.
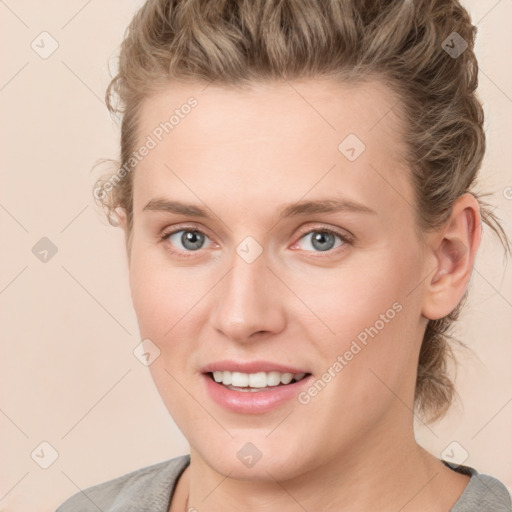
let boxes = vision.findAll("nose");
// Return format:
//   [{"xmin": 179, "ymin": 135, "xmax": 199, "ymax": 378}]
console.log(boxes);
[{"xmin": 210, "ymin": 250, "xmax": 286, "ymax": 343}]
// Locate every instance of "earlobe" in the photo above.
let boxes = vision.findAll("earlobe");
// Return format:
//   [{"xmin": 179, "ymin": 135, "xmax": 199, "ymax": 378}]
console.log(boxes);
[{"xmin": 422, "ymin": 194, "xmax": 482, "ymax": 320}]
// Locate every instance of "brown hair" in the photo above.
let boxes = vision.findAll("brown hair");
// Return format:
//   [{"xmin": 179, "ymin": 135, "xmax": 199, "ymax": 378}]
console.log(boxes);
[{"xmin": 94, "ymin": 0, "xmax": 510, "ymax": 422}]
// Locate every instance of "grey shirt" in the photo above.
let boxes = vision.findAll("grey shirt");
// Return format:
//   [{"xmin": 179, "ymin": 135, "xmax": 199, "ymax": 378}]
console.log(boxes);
[{"xmin": 55, "ymin": 454, "xmax": 511, "ymax": 511}]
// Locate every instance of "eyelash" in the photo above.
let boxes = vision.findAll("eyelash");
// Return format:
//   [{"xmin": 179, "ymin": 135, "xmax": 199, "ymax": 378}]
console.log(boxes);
[{"xmin": 159, "ymin": 224, "xmax": 353, "ymax": 258}]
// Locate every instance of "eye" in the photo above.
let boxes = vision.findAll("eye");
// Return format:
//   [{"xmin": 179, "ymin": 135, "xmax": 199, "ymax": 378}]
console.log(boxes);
[
  {"xmin": 293, "ymin": 227, "xmax": 350, "ymax": 253},
  {"xmin": 160, "ymin": 224, "xmax": 351, "ymax": 257},
  {"xmin": 161, "ymin": 227, "xmax": 213, "ymax": 253}
]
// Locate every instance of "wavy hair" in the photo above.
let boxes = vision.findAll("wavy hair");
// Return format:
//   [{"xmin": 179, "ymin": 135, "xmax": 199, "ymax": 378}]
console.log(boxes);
[{"xmin": 94, "ymin": 0, "xmax": 510, "ymax": 422}]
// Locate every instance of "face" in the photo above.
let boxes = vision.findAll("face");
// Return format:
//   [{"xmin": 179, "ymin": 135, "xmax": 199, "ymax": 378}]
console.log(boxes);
[{"xmin": 126, "ymin": 78, "xmax": 431, "ymax": 481}]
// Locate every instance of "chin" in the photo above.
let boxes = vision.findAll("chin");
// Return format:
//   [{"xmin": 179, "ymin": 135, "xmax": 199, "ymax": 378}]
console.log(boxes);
[{"xmin": 190, "ymin": 433, "xmax": 311, "ymax": 482}]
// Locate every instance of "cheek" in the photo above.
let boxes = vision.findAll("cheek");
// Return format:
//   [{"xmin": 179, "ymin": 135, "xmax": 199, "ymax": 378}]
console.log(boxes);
[
  {"xmin": 295, "ymin": 255, "xmax": 410, "ymax": 351},
  {"xmin": 129, "ymin": 251, "xmax": 210, "ymax": 427},
  {"xmin": 129, "ymin": 245, "xmax": 205, "ymax": 340},
  {"xmin": 294, "ymin": 250, "xmax": 420, "ymax": 402}
]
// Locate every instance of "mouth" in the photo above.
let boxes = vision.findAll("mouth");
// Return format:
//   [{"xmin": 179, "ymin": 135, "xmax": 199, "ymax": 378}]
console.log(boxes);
[{"xmin": 205, "ymin": 370, "xmax": 311, "ymax": 392}]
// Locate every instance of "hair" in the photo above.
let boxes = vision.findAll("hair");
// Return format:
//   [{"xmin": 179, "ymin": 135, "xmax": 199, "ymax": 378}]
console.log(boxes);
[{"xmin": 94, "ymin": 0, "xmax": 510, "ymax": 423}]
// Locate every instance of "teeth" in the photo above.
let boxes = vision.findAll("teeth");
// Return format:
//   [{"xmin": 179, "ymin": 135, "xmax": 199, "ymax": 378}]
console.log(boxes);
[
  {"xmin": 231, "ymin": 372, "xmax": 249, "ymax": 387},
  {"xmin": 280, "ymin": 373, "xmax": 293, "ymax": 385},
  {"xmin": 211, "ymin": 370, "xmax": 307, "ymax": 388}
]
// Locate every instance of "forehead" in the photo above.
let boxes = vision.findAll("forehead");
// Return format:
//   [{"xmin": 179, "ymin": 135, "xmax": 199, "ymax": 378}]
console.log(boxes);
[
  {"xmin": 135, "ymin": 77, "xmax": 405, "ymax": 149},
  {"xmin": 131, "ymin": 77, "xmax": 413, "ymax": 217}
]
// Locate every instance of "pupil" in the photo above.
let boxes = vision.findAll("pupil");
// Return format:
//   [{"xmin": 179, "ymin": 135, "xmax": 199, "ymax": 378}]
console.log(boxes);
[
  {"xmin": 182, "ymin": 231, "xmax": 204, "ymax": 250},
  {"xmin": 312, "ymin": 232, "xmax": 334, "ymax": 251}
]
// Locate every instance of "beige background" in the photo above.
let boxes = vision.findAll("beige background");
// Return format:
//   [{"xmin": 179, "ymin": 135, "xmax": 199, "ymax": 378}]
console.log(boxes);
[{"xmin": 0, "ymin": 1, "xmax": 511, "ymax": 511}]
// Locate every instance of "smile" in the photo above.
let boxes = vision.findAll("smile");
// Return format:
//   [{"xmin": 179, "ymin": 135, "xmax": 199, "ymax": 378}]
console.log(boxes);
[
  {"xmin": 202, "ymin": 368, "xmax": 313, "ymax": 413},
  {"xmin": 210, "ymin": 370, "xmax": 308, "ymax": 391}
]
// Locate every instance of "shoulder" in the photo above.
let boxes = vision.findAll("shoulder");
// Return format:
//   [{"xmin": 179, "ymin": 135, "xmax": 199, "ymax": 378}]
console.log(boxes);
[
  {"xmin": 446, "ymin": 462, "xmax": 512, "ymax": 512},
  {"xmin": 55, "ymin": 454, "xmax": 190, "ymax": 512}
]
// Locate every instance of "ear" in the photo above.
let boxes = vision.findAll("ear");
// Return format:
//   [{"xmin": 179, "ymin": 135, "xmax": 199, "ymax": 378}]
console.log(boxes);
[
  {"xmin": 421, "ymin": 193, "xmax": 482, "ymax": 320},
  {"xmin": 114, "ymin": 207, "xmax": 127, "ymax": 229},
  {"xmin": 114, "ymin": 207, "xmax": 132, "ymax": 265}
]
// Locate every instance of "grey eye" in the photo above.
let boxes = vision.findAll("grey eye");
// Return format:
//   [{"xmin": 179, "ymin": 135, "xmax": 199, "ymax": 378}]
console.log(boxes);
[
  {"xmin": 297, "ymin": 231, "xmax": 344, "ymax": 252},
  {"xmin": 169, "ymin": 230, "xmax": 208, "ymax": 251}
]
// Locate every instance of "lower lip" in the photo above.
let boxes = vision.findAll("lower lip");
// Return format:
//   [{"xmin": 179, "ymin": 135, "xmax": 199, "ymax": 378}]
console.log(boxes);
[{"xmin": 202, "ymin": 373, "xmax": 313, "ymax": 414}]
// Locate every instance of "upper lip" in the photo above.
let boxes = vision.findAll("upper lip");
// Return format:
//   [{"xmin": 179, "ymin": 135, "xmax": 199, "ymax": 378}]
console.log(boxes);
[{"xmin": 200, "ymin": 360, "xmax": 309, "ymax": 375}]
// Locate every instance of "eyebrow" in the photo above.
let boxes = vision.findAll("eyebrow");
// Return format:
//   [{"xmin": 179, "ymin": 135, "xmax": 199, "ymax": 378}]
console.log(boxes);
[{"xmin": 143, "ymin": 197, "xmax": 377, "ymax": 220}]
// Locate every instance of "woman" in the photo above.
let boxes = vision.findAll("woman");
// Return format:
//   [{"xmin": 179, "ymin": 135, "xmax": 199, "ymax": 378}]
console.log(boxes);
[{"xmin": 57, "ymin": 0, "xmax": 511, "ymax": 510}]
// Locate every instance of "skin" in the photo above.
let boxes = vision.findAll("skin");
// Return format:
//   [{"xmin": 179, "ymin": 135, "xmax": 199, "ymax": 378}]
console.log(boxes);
[{"xmin": 116, "ymin": 78, "xmax": 481, "ymax": 511}]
